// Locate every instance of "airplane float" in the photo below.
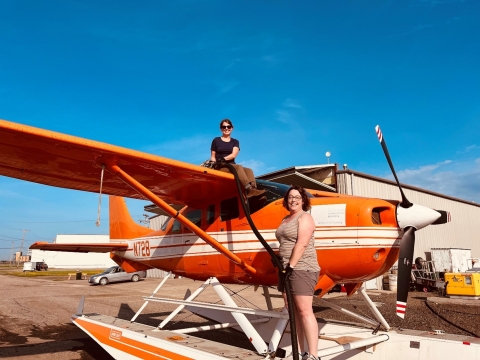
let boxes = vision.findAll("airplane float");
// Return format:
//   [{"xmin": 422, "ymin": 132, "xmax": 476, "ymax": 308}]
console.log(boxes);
[{"xmin": 1, "ymin": 119, "xmax": 476, "ymax": 360}]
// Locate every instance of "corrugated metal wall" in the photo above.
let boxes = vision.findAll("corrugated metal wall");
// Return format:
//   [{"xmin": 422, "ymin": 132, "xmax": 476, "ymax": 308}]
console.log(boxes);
[
  {"xmin": 149, "ymin": 215, "xmax": 169, "ymax": 231},
  {"xmin": 146, "ymin": 268, "xmax": 172, "ymax": 278},
  {"xmin": 146, "ymin": 215, "xmax": 171, "ymax": 277},
  {"xmin": 337, "ymin": 172, "xmax": 480, "ymax": 259}
]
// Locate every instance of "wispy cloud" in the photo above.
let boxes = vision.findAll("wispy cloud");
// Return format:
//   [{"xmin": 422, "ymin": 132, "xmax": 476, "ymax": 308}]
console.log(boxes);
[
  {"xmin": 283, "ymin": 98, "xmax": 303, "ymax": 109},
  {"xmin": 457, "ymin": 145, "xmax": 480, "ymax": 154},
  {"xmin": 276, "ymin": 109, "xmax": 293, "ymax": 124},
  {"xmin": 401, "ymin": 24, "xmax": 434, "ymax": 36},
  {"xmin": 390, "ymin": 159, "xmax": 480, "ymax": 203},
  {"xmin": 275, "ymin": 98, "xmax": 304, "ymax": 124},
  {"xmin": 224, "ymin": 59, "xmax": 241, "ymax": 71},
  {"xmin": 261, "ymin": 55, "xmax": 281, "ymax": 63},
  {"xmin": 238, "ymin": 159, "xmax": 269, "ymax": 174},
  {"xmin": 217, "ymin": 80, "xmax": 240, "ymax": 94},
  {"xmin": 142, "ymin": 134, "xmax": 212, "ymax": 163},
  {"xmin": 417, "ymin": 0, "xmax": 465, "ymax": 6},
  {"xmin": 446, "ymin": 16, "xmax": 461, "ymax": 24},
  {"xmin": 396, "ymin": 160, "xmax": 452, "ymax": 178},
  {"xmin": 0, "ymin": 188, "xmax": 39, "ymax": 202}
]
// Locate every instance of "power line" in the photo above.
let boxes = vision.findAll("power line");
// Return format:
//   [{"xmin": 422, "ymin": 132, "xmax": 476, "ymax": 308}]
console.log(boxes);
[
  {"xmin": 0, "ymin": 235, "xmax": 23, "ymax": 241},
  {"xmin": 0, "ymin": 219, "xmax": 107, "ymax": 224}
]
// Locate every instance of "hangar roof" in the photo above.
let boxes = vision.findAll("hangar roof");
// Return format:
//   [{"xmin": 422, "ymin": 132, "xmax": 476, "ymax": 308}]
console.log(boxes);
[
  {"xmin": 257, "ymin": 164, "xmax": 337, "ymax": 192},
  {"xmin": 337, "ymin": 169, "xmax": 480, "ymax": 208}
]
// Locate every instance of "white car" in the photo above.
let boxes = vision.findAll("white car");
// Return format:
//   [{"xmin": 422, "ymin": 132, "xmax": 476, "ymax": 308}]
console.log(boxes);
[{"xmin": 88, "ymin": 266, "xmax": 146, "ymax": 286}]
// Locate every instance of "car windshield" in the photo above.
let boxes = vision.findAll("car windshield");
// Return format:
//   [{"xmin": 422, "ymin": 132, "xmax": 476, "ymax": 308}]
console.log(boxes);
[{"xmin": 101, "ymin": 266, "xmax": 117, "ymax": 274}]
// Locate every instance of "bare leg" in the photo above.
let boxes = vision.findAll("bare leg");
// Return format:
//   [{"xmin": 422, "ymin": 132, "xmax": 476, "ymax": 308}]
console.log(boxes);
[
  {"xmin": 294, "ymin": 294, "xmax": 318, "ymax": 358},
  {"xmin": 283, "ymin": 293, "xmax": 305, "ymax": 354},
  {"xmin": 294, "ymin": 302, "xmax": 306, "ymax": 354}
]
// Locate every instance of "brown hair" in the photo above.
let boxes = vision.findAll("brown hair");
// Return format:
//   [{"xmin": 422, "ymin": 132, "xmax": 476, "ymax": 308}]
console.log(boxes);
[
  {"xmin": 219, "ymin": 119, "xmax": 233, "ymax": 128},
  {"xmin": 282, "ymin": 186, "xmax": 311, "ymax": 211}
]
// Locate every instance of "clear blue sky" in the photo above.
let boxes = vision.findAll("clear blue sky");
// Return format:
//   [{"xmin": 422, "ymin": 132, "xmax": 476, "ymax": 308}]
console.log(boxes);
[{"xmin": 1, "ymin": 1, "xmax": 479, "ymax": 260}]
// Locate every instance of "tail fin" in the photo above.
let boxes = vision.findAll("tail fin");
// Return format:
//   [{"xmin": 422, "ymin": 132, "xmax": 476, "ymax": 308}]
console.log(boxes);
[{"xmin": 109, "ymin": 196, "xmax": 152, "ymax": 240}]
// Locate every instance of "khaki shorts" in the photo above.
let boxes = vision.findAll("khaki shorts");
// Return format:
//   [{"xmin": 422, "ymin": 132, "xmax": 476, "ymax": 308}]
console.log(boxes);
[{"xmin": 278, "ymin": 270, "xmax": 320, "ymax": 296}]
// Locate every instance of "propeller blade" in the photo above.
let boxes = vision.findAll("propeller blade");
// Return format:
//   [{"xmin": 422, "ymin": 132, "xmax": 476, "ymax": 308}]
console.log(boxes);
[
  {"xmin": 432, "ymin": 210, "xmax": 451, "ymax": 225},
  {"xmin": 375, "ymin": 125, "xmax": 412, "ymax": 208},
  {"xmin": 396, "ymin": 227, "xmax": 415, "ymax": 319}
]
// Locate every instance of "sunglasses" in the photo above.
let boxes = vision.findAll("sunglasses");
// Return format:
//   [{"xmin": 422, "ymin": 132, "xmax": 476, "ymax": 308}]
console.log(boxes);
[{"xmin": 221, "ymin": 125, "xmax": 232, "ymax": 129}]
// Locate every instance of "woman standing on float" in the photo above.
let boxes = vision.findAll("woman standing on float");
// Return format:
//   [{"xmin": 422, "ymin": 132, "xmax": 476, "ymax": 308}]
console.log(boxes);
[
  {"xmin": 210, "ymin": 119, "xmax": 264, "ymax": 198},
  {"xmin": 277, "ymin": 186, "xmax": 320, "ymax": 360}
]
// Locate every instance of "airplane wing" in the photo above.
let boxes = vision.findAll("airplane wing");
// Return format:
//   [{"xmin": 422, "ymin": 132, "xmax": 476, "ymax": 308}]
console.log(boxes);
[
  {"xmin": 0, "ymin": 119, "xmax": 236, "ymax": 206},
  {"xmin": 30, "ymin": 241, "xmax": 129, "ymax": 253}
]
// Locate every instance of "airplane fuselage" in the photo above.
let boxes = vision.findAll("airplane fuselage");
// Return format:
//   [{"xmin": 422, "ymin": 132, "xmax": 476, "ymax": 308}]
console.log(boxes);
[{"xmin": 111, "ymin": 195, "xmax": 402, "ymax": 290}]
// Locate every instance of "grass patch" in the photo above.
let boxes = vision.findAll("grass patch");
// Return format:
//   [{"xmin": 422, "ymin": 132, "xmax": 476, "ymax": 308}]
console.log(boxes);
[{"xmin": 3, "ymin": 269, "xmax": 104, "ymax": 277}]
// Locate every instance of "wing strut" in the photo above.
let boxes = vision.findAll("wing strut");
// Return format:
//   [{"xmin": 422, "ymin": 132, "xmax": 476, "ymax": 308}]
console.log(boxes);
[{"xmin": 105, "ymin": 163, "xmax": 257, "ymax": 276}]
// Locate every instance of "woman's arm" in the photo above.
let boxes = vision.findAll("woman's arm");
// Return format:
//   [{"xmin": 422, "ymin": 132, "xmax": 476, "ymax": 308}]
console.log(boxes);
[
  {"xmin": 223, "ymin": 146, "xmax": 239, "ymax": 161},
  {"xmin": 210, "ymin": 150, "xmax": 216, "ymax": 162},
  {"xmin": 288, "ymin": 213, "xmax": 315, "ymax": 267}
]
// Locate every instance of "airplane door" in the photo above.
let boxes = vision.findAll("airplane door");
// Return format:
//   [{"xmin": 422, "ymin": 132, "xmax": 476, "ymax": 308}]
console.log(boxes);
[
  {"xmin": 310, "ymin": 203, "xmax": 361, "ymax": 275},
  {"xmin": 183, "ymin": 205, "xmax": 219, "ymax": 277}
]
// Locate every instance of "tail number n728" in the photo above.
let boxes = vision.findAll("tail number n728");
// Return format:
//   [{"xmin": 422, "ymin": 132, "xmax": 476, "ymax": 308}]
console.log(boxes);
[{"xmin": 133, "ymin": 240, "xmax": 150, "ymax": 257}]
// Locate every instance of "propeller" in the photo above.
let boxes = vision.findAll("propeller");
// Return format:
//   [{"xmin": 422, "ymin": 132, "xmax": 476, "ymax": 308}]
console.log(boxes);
[{"xmin": 375, "ymin": 125, "xmax": 450, "ymax": 319}]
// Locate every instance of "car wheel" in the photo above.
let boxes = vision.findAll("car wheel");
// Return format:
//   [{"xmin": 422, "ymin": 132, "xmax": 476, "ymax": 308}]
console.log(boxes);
[
  {"xmin": 99, "ymin": 277, "xmax": 109, "ymax": 286},
  {"xmin": 131, "ymin": 274, "xmax": 140, "ymax": 282}
]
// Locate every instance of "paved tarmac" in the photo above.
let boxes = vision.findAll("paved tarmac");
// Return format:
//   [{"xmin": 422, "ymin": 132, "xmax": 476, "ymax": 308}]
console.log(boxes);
[{"xmin": 0, "ymin": 275, "xmax": 285, "ymax": 359}]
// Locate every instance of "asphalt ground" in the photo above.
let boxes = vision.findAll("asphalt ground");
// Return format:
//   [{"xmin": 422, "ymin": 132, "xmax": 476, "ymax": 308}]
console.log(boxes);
[
  {"xmin": 1, "ymin": 271, "xmax": 480, "ymax": 359},
  {"xmin": 0, "ymin": 273, "xmax": 285, "ymax": 359}
]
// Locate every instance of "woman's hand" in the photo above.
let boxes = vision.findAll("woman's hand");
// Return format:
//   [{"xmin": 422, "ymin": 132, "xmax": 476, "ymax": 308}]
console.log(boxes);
[{"xmin": 282, "ymin": 292, "xmax": 289, "ymax": 309}]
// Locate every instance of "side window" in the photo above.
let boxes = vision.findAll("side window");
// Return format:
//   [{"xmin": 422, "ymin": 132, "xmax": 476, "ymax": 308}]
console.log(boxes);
[
  {"xmin": 207, "ymin": 204, "xmax": 215, "ymax": 225},
  {"xmin": 185, "ymin": 209, "xmax": 201, "ymax": 232},
  {"xmin": 161, "ymin": 216, "xmax": 172, "ymax": 231},
  {"xmin": 172, "ymin": 220, "xmax": 181, "ymax": 234},
  {"xmin": 220, "ymin": 197, "xmax": 239, "ymax": 221}
]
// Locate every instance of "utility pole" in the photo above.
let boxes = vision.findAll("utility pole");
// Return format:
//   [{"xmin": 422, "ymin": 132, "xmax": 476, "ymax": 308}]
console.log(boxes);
[
  {"xmin": 10, "ymin": 241, "xmax": 14, "ymax": 265},
  {"xmin": 20, "ymin": 229, "xmax": 29, "ymax": 259}
]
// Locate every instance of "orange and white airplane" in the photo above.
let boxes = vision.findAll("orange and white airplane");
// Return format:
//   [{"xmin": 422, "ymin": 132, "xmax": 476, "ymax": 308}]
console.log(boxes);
[{"xmin": 0, "ymin": 119, "xmax": 452, "ymax": 359}]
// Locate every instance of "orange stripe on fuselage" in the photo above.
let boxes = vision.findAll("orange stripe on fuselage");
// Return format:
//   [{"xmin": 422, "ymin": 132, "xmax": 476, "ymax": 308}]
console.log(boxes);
[{"xmin": 134, "ymin": 246, "xmax": 399, "ymax": 285}]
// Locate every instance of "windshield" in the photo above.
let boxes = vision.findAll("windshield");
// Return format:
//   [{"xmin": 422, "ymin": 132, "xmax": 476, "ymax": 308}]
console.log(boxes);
[
  {"xmin": 101, "ymin": 266, "xmax": 116, "ymax": 274},
  {"xmin": 249, "ymin": 180, "xmax": 313, "ymax": 214}
]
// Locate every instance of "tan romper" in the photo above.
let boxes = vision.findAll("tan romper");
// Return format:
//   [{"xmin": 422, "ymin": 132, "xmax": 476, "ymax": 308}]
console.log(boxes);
[{"xmin": 276, "ymin": 211, "xmax": 320, "ymax": 295}]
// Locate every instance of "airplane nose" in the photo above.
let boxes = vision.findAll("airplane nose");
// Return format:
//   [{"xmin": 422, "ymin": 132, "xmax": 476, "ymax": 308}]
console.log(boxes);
[{"xmin": 396, "ymin": 204, "xmax": 441, "ymax": 230}]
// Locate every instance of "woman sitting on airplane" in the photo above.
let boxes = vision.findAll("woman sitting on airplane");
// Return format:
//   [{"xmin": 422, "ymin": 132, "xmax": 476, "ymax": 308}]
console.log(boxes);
[{"xmin": 210, "ymin": 119, "xmax": 265, "ymax": 198}]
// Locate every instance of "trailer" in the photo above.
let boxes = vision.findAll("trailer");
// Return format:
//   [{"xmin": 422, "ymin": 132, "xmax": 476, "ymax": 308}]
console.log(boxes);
[
  {"xmin": 411, "ymin": 259, "xmax": 445, "ymax": 293},
  {"xmin": 71, "ymin": 274, "xmax": 480, "ymax": 359}
]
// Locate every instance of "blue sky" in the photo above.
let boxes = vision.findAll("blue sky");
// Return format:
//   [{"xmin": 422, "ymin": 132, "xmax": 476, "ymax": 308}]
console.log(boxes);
[{"xmin": 1, "ymin": 1, "xmax": 479, "ymax": 260}]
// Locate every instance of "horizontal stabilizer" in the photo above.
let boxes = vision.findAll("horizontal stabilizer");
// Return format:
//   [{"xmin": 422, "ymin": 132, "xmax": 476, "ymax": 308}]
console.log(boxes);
[{"xmin": 30, "ymin": 241, "xmax": 128, "ymax": 253}]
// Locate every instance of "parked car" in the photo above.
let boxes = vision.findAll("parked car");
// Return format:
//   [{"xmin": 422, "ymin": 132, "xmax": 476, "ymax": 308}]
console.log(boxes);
[
  {"xmin": 88, "ymin": 266, "xmax": 146, "ymax": 286},
  {"xmin": 35, "ymin": 262, "xmax": 48, "ymax": 271}
]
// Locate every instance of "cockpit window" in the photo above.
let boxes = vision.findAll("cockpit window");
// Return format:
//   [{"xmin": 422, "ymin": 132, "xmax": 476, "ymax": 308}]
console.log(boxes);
[
  {"xmin": 220, "ymin": 197, "xmax": 239, "ymax": 221},
  {"xmin": 172, "ymin": 219, "xmax": 181, "ymax": 233},
  {"xmin": 161, "ymin": 216, "xmax": 172, "ymax": 231},
  {"xmin": 185, "ymin": 209, "xmax": 201, "ymax": 231},
  {"xmin": 248, "ymin": 180, "xmax": 313, "ymax": 214}
]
